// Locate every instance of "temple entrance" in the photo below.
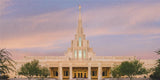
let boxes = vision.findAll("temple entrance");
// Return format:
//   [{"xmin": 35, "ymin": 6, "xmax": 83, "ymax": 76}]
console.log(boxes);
[
  {"xmin": 73, "ymin": 67, "xmax": 88, "ymax": 78},
  {"xmin": 78, "ymin": 72, "xmax": 82, "ymax": 78}
]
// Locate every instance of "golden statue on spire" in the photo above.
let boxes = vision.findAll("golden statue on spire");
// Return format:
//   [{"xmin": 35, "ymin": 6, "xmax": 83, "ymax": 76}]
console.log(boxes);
[{"xmin": 79, "ymin": 5, "xmax": 81, "ymax": 9}]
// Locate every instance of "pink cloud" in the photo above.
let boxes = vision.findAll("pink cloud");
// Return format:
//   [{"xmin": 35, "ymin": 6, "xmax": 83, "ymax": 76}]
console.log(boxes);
[
  {"xmin": 84, "ymin": 3, "xmax": 160, "ymax": 26},
  {"xmin": 11, "ymin": 50, "xmax": 57, "ymax": 60},
  {"xmin": 0, "ymin": 0, "xmax": 11, "ymax": 16},
  {"xmin": 0, "ymin": 8, "xmax": 76, "ymax": 49},
  {"xmin": 83, "ymin": 2, "xmax": 160, "ymax": 36},
  {"xmin": 1, "ymin": 2, "xmax": 160, "ymax": 43},
  {"xmin": 0, "ymin": 2, "xmax": 160, "ymax": 59},
  {"xmin": 0, "ymin": 30, "xmax": 74, "ymax": 49}
]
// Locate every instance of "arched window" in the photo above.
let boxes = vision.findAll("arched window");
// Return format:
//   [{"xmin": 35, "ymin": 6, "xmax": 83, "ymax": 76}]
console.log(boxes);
[
  {"xmin": 75, "ymin": 50, "xmax": 77, "ymax": 58},
  {"xmin": 56, "ymin": 71, "xmax": 58, "ymax": 76},
  {"xmin": 79, "ymin": 50, "xmax": 82, "ymax": 58}
]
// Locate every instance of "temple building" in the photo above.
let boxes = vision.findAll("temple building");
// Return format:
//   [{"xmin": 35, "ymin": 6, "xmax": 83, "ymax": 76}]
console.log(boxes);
[{"xmin": 11, "ymin": 5, "xmax": 156, "ymax": 80}]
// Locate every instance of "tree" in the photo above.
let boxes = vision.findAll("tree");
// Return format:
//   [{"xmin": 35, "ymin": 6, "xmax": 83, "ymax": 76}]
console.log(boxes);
[
  {"xmin": 111, "ymin": 65, "xmax": 121, "ymax": 78},
  {"xmin": 18, "ymin": 59, "xmax": 40, "ymax": 79},
  {"xmin": 119, "ymin": 60, "xmax": 147, "ymax": 80},
  {"xmin": 0, "ymin": 49, "xmax": 16, "ymax": 79},
  {"xmin": 150, "ymin": 50, "xmax": 160, "ymax": 80},
  {"xmin": 39, "ymin": 67, "xmax": 50, "ymax": 78},
  {"xmin": 18, "ymin": 59, "xmax": 50, "ymax": 79}
]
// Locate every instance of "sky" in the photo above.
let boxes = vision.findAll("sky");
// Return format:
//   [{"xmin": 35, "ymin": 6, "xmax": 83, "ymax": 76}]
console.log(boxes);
[{"xmin": 0, "ymin": 0, "xmax": 160, "ymax": 59}]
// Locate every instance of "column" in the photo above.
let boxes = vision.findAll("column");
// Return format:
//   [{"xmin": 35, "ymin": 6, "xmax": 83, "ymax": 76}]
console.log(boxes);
[
  {"xmin": 98, "ymin": 63, "xmax": 102, "ymax": 80},
  {"xmin": 70, "ymin": 66, "xmax": 72, "ymax": 79},
  {"xmin": 59, "ymin": 64, "xmax": 62, "ymax": 80},
  {"xmin": 88, "ymin": 63, "xmax": 91, "ymax": 80}
]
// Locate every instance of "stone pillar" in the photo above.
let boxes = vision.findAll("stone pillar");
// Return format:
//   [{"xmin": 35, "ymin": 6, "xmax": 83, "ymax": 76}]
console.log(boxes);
[
  {"xmin": 98, "ymin": 63, "xmax": 102, "ymax": 80},
  {"xmin": 88, "ymin": 63, "xmax": 91, "ymax": 80},
  {"xmin": 59, "ymin": 64, "xmax": 62, "ymax": 80},
  {"xmin": 70, "ymin": 66, "xmax": 72, "ymax": 79}
]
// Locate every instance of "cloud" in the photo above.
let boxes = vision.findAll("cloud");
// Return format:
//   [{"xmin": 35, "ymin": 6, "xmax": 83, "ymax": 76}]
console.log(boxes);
[
  {"xmin": 0, "ymin": 1, "xmax": 160, "ymax": 59},
  {"xmin": 0, "ymin": 8, "xmax": 76, "ymax": 49},
  {"xmin": 1, "ymin": 2, "xmax": 160, "ymax": 41},
  {"xmin": 83, "ymin": 2, "xmax": 160, "ymax": 36},
  {"xmin": 0, "ymin": 0, "xmax": 11, "ymax": 16},
  {"xmin": 11, "ymin": 49, "xmax": 64, "ymax": 60},
  {"xmin": 1, "ymin": 30, "xmax": 70, "ymax": 49}
]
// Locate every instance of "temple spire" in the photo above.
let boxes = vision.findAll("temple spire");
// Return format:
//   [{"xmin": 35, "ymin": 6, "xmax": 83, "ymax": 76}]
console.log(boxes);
[{"xmin": 77, "ymin": 5, "xmax": 83, "ymax": 35}]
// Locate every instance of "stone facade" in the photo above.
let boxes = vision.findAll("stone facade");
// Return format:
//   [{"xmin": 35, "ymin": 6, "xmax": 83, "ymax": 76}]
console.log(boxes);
[{"xmin": 10, "ymin": 5, "xmax": 156, "ymax": 80}]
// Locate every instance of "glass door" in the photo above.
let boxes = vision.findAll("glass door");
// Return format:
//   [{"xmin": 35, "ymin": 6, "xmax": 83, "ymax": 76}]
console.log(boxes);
[
  {"xmin": 84, "ymin": 72, "xmax": 87, "ymax": 78},
  {"xmin": 78, "ymin": 72, "xmax": 80, "ymax": 78},
  {"xmin": 74, "ymin": 72, "xmax": 76, "ymax": 78}
]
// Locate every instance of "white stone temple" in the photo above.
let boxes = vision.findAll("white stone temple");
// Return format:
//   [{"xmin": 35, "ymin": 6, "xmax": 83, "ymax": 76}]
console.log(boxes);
[{"xmin": 10, "ymin": 5, "xmax": 156, "ymax": 80}]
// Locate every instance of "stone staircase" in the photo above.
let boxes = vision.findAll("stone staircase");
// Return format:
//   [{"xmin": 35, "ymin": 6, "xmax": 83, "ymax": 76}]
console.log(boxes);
[{"xmin": 63, "ymin": 78, "xmax": 97, "ymax": 80}]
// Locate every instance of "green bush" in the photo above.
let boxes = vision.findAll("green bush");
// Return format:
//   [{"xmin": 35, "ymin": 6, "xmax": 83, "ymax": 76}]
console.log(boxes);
[{"xmin": 0, "ymin": 75, "xmax": 9, "ymax": 79}]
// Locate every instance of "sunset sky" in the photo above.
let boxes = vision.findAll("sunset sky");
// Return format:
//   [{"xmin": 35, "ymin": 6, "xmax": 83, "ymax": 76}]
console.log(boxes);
[{"xmin": 0, "ymin": 0, "xmax": 160, "ymax": 59}]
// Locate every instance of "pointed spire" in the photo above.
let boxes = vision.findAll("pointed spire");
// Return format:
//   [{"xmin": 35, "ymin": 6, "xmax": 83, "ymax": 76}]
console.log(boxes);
[
  {"xmin": 77, "ymin": 5, "xmax": 83, "ymax": 35},
  {"xmin": 79, "ymin": 5, "xmax": 82, "ymax": 21}
]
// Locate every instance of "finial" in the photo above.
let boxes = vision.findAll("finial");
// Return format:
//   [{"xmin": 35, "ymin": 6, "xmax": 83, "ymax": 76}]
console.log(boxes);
[
  {"xmin": 77, "ymin": 4, "xmax": 83, "ymax": 35},
  {"xmin": 79, "ymin": 5, "xmax": 81, "ymax": 10}
]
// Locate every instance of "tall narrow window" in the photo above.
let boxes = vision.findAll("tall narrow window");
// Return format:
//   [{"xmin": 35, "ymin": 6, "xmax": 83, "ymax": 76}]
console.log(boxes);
[
  {"xmin": 83, "ymin": 50, "xmax": 86, "ymax": 58},
  {"xmin": 56, "ymin": 71, "xmax": 58, "ymax": 76},
  {"xmin": 75, "ymin": 50, "xmax": 77, "ymax": 58},
  {"xmin": 79, "ymin": 50, "xmax": 82, "ymax": 58},
  {"xmin": 79, "ymin": 37, "xmax": 81, "ymax": 47}
]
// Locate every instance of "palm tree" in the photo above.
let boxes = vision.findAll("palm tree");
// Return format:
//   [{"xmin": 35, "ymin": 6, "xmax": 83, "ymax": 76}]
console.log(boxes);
[
  {"xmin": 0, "ymin": 49, "xmax": 16, "ymax": 75},
  {"xmin": 157, "ymin": 50, "xmax": 160, "ymax": 54},
  {"xmin": 150, "ymin": 50, "xmax": 160, "ymax": 79}
]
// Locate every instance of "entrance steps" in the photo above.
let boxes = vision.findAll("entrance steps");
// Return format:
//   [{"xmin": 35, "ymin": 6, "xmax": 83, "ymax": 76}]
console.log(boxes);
[
  {"xmin": 65, "ymin": 79, "xmax": 97, "ymax": 80},
  {"xmin": 73, "ymin": 79, "xmax": 88, "ymax": 80},
  {"xmin": 63, "ymin": 78, "xmax": 96, "ymax": 80}
]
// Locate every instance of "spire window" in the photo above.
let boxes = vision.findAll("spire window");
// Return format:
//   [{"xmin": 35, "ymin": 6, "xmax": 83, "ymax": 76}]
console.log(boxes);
[
  {"xmin": 75, "ymin": 50, "xmax": 77, "ymax": 58},
  {"xmin": 79, "ymin": 50, "xmax": 82, "ymax": 58},
  {"xmin": 79, "ymin": 37, "xmax": 82, "ymax": 47},
  {"xmin": 83, "ymin": 50, "xmax": 86, "ymax": 58}
]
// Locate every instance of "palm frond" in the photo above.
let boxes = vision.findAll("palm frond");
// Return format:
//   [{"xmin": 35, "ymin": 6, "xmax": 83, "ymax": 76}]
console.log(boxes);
[{"xmin": 0, "ymin": 48, "xmax": 16, "ymax": 74}]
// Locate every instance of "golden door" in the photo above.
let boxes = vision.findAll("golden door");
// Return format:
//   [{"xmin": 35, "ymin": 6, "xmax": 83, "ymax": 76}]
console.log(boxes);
[{"xmin": 72, "ymin": 67, "xmax": 88, "ymax": 78}]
